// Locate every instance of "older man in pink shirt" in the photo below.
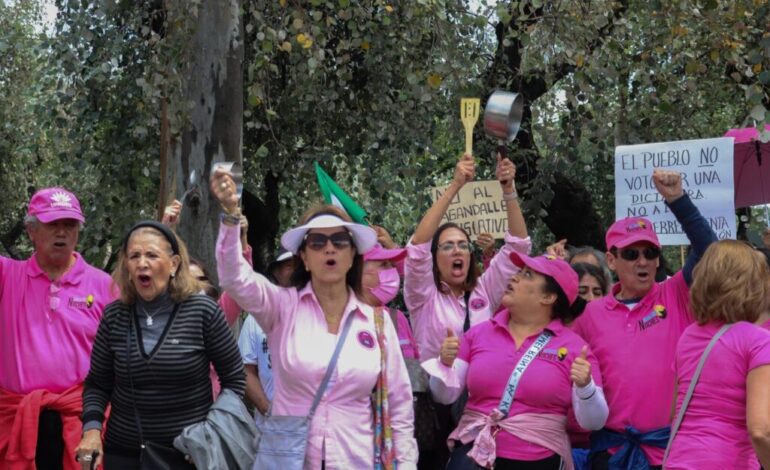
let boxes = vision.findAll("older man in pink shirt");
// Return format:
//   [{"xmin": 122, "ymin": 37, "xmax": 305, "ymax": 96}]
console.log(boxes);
[
  {"xmin": 571, "ymin": 170, "xmax": 717, "ymax": 470},
  {"xmin": 0, "ymin": 188, "xmax": 115, "ymax": 470}
]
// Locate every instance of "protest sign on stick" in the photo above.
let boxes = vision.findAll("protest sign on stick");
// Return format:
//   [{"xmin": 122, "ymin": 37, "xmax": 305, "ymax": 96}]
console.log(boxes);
[
  {"xmin": 615, "ymin": 137, "xmax": 735, "ymax": 245},
  {"xmin": 430, "ymin": 180, "xmax": 507, "ymax": 240}
]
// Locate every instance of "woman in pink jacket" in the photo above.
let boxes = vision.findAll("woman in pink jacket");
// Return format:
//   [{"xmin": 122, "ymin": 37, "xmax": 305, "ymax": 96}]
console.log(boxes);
[
  {"xmin": 211, "ymin": 168, "xmax": 417, "ymax": 470},
  {"xmin": 404, "ymin": 153, "xmax": 529, "ymax": 367}
]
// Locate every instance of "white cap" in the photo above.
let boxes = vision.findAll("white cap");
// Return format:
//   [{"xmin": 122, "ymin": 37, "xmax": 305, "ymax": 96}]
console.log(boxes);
[{"xmin": 280, "ymin": 214, "xmax": 377, "ymax": 254}]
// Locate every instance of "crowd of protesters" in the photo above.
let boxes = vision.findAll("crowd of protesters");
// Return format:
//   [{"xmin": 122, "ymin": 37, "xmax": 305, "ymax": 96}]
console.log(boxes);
[{"xmin": 1, "ymin": 151, "xmax": 769, "ymax": 470}]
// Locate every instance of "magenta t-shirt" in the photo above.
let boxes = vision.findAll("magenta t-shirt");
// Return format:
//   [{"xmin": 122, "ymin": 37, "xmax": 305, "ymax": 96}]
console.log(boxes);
[
  {"xmin": 665, "ymin": 321, "xmax": 770, "ymax": 470},
  {"xmin": 570, "ymin": 271, "xmax": 692, "ymax": 465},
  {"xmin": 459, "ymin": 311, "xmax": 602, "ymax": 461}
]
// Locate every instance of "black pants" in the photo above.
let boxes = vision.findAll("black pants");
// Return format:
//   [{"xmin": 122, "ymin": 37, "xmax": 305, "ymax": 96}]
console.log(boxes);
[
  {"xmin": 589, "ymin": 450, "xmax": 662, "ymax": 470},
  {"xmin": 446, "ymin": 441, "xmax": 563, "ymax": 470},
  {"xmin": 37, "ymin": 409, "xmax": 64, "ymax": 470}
]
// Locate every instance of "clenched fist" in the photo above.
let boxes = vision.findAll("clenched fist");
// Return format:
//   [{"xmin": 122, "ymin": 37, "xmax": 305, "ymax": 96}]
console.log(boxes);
[{"xmin": 652, "ymin": 169, "xmax": 683, "ymax": 203}]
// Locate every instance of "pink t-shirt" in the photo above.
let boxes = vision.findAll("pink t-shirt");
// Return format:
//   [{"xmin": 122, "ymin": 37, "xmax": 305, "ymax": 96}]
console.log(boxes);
[
  {"xmin": 0, "ymin": 253, "xmax": 116, "ymax": 394},
  {"xmin": 570, "ymin": 271, "xmax": 693, "ymax": 465},
  {"xmin": 665, "ymin": 321, "xmax": 770, "ymax": 470},
  {"xmin": 216, "ymin": 224, "xmax": 417, "ymax": 470},
  {"xmin": 404, "ymin": 233, "xmax": 530, "ymax": 362},
  {"xmin": 459, "ymin": 311, "xmax": 602, "ymax": 461}
]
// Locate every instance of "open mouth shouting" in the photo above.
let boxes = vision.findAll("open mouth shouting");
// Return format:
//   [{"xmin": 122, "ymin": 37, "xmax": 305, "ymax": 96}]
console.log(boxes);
[
  {"xmin": 451, "ymin": 259, "xmax": 465, "ymax": 277},
  {"xmin": 505, "ymin": 280, "xmax": 515, "ymax": 294},
  {"xmin": 136, "ymin": 273, "xmax": 153, "ymax": 289}
]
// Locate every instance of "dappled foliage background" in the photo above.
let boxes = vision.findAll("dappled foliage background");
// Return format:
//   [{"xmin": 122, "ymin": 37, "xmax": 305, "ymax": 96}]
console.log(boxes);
[{"xmin": 1, "ymin": 0, "xmax": 769, "ymax": 274}]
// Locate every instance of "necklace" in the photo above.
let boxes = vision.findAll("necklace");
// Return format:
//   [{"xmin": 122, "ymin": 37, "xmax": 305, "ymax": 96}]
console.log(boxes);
[{"xmin": 140, "ymin": 305, "xmax": 165, "ymax": 326}]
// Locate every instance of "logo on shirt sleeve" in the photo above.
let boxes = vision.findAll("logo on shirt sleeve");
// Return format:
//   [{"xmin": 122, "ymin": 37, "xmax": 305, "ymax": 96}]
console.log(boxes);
[{"xmin": 357, "ymin": 330, "xmax": 376, "ymax": 349}]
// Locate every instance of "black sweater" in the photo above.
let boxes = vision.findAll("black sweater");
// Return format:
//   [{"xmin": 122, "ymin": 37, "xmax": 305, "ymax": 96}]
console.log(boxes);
[{"xmin": 82, "ymin": 294, "xmax": 245, "ymax": 452}]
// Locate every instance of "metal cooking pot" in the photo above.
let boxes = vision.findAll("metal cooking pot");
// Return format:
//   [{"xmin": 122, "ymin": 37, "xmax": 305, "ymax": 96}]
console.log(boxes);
[{"xmin": 483, "ymin": 91, "xmax": 523, "ymax": 142}]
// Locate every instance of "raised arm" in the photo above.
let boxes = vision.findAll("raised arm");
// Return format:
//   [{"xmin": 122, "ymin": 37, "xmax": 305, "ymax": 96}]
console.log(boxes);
[
  {"xmin": 652, "ymin": 169, "xmax": 717, "ymax": 285},
  {"xmin": 411, "ymin": 154, "xmax": 475, "ymax": 245},
  {"xmin": 212, "ymin": 168, "xmax": 295, "ymax": 333},
  {"xmin": 496, "ymin": 154, "xmax": 526, "ymax": 238},
  {"xmin": 472, "ymin": 157, "xmax": 532, "ymax": 307}
]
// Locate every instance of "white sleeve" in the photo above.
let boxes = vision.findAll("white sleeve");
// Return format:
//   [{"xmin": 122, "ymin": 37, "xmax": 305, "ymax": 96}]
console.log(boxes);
[
  {"xmin": 237, "ymin": 315, "xmax": 259, "ymax": 365},
  {"xmin": 423, "ymin": 358, "xmax": 468, "ymax": 405},
  {"xmin": 572, "ymin": 379, "xmax": 609, "ymax": 430}
]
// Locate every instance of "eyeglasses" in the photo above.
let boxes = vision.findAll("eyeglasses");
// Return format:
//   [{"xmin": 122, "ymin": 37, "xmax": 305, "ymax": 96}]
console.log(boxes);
[
  {"xmin": 614, "ymin": 246, "xmax": 661, "ymax": 261},
  {"xmin": 304, "ymin": 231, "xmax": 353, "ymax": 251},
  {"xmin": 438, "ymin": 241, "xmax": 471, "ymax": 253}
]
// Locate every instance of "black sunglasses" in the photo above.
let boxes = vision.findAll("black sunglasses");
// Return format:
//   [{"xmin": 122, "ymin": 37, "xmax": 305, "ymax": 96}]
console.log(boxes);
[
  {"xmin": 304, "ymin": 231, "xmax": 353, "ymax": 251},
  {"xmin": 613, "ymin": 246, "xmax": 661, "ymax": 261}
]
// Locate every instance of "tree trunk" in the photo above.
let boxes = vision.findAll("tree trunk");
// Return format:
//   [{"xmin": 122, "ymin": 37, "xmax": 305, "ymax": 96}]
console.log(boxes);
[{"xmin": 163, "ymin": 0, "xmax": 243, "ymax": 282}]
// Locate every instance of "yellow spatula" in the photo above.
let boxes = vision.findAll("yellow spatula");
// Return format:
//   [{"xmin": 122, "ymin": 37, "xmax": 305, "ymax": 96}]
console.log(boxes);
[{"xmin": 460, "ymin": 98, "xmax": 480, "ymax": 156}]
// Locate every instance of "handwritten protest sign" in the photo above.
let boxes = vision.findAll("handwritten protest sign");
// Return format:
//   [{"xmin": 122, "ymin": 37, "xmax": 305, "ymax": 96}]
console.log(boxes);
[
  {"xmin": 430, "ymin": 180, "xmax": 507, "ymax": 240},
  {"xmin": 615, "ymin": 137, "xmax": 735, "ymax": 245}
]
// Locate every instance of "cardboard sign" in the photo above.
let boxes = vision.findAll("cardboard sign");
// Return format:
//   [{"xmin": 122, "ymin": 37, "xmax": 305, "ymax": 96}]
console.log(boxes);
[
  {"xmin": 430, "ymin": 180, "xmax": 507, "ymax": 240},
  {"xmin": 615, "ymin": 137, "xmax": 735, "ymax": 245}
]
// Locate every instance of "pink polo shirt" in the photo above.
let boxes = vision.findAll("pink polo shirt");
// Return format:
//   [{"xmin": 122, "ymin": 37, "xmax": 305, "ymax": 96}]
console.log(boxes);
[
  {"xmin": 571, "ymin": 271, "xmax": 693, "ymax": 465},
  {"xmin": 665, "ymin": 321, "xmax": 770, "ymax": 470},
  {"xmin": 456, "ymin": 312, "xmax": 602, "ymax": 461},
  {"xmin": 216, "ymin": 224, "xmax": 417, "ymax": 470},
  {"xmin": 404, "ymin": 233, "xmax": 530, "ymax": 362},
  {"xmin": 0, "ymin": 253, "xmax": 115, "ymax": 394}
]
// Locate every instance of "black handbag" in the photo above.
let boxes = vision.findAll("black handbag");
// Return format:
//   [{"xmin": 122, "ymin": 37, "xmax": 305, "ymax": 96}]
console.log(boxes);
[
  {"xmin": 140, "ymin": 441, "xmax": 192, "ymax": 470},
  {"xmin": 126, "ymin": 309, "xmax": 194, "ymax": 470},
  {"xmin": 413, "ymin": 390, "xmax": 440, "ymax": 452}
]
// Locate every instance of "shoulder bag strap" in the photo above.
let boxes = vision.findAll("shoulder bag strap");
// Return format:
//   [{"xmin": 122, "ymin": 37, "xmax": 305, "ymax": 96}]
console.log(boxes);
[
  {"xmin": 463, "ymin": 291, "xmax": 471, "ymax": 333},
  {"xmin": 386, "ymin": 307, "xmax": 399, "ymax": 336},
  {"xmin": 663, "ymin": 323, "xmax": 733, "ymax": 462},
  {"xmin": 126, "ymin": 306, "xmax": 145, "ymax": 446},
  {"xmin": 498, "ymin": 331, "xmax": 553, "ymax": 417},
  {"xmin": 306, "ymin": 310, "xmax": 358, "ymax": 419}
]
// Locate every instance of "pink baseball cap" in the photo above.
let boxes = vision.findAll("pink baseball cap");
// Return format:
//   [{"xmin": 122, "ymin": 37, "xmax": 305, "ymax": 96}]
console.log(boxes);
[
  {"xmin": 364, "ymin": 244, "xmax": 407, "ymax": 263},
  {"xmin": 605, "ymin": 217, "xmax": 660, "ymax": 250},
  {"xmin": 509, "ymin": 252, "xmax": 579, "ymax": 305},
  {"xmin": 27, "ymin": 187, "xmax": 85, "ymax": 224}
]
